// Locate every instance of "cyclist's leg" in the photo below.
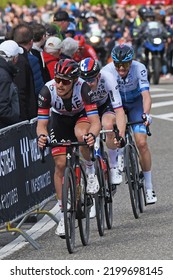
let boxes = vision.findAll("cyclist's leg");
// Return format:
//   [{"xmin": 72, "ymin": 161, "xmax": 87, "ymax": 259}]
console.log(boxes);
[
  {"xmin": 102, "ymin": 111, "xmax": 123, "ymax": 184},
  {"xmin": 74, "ymin": 112, "xmax": 99, "ymax": 194},
  {"xmin": 101, "ymin": 112, "xmax": 116, "ymax": 149},
  {"xmin": 127, "ymin": 97, "xmax": 157, "ymax": 204}
]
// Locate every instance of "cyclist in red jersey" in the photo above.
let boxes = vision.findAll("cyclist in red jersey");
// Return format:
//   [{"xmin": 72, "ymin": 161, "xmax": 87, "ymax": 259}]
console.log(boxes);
[{"xmin": 73, "ymin": 34, "xmax": 99, "ymax": 62}]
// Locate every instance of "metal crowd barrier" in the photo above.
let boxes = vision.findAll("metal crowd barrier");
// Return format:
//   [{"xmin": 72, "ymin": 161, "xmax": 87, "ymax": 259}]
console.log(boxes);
[{"xmin": 0, "ymin": 119, "xmax": 58, "ymax": 249}]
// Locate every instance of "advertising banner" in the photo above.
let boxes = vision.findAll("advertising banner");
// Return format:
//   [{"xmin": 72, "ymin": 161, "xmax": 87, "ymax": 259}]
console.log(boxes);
[{"xmin": 0, "ymin": 121, "xmax": 55, "ymax": 225}]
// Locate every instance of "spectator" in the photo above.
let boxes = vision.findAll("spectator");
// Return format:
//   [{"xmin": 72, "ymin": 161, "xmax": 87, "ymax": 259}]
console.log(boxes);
[
  {"xmin": 0, "ymin": 40, "xmax": 22, "ymax": 128},
  {"xmin": 11, "ymin": 23, "xmax": 37, "ymax": 121},
  {"xmin": 43, "ymin": 36, "xmax": 62, "ymax": 79},
  {"xmin": 65, "ymin": 21, "xmax": 76, "ymax": 38},
  {"xmin": 27, "ymin": 51, "xmax": 45, "ymax": 98},
  {"xmin": 52, "ymin": 10, "xmax": 70, "ymax": 39},
  {"xmin": 31, "ymin": 23, "xmax": 51, "ymax": 83},
  {"xmin": 60, "ymin": 37, "xmax": 78, "ymax": 59}
]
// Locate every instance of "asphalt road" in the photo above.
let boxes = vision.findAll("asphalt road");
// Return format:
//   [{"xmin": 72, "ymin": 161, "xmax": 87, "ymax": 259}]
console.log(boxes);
[{"xmin": 1, "ymin": 77, "xmax": 173, "ymax": 261}]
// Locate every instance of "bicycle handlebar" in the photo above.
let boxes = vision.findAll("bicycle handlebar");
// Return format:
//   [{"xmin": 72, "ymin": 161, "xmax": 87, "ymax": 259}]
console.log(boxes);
[
  {"xmin": 126, "ymin": 115, "xmax": 152, "ymax": 136},
  {"xmin": 40, "ymin": 140, "xmax": 95, "ymax": 163},
  {"xmin": 99, "ymin": 116, "xmax": 151, "ymax": 149}
]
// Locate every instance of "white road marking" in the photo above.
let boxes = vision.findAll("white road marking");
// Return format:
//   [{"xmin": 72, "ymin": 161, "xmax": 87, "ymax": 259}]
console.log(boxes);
[
  {"xmin": 151, "ymin": 96, "xmax": 173, "ymax": 121},
  {"xmin": 152, "ymin": 101, "xmax": 173, "ymax": 108},
  {"xmin": 151, "ymin": 93, "xmax": 173, "ymax": 98},
  {"xmin": 152, "ymin": 113, "xmax": 173, "ymax": 121},
  {"xmin": 0, "ymin": 204, "xmax": 61, "ymax": 260},
  {"xmin": 150, "ymin": 87, "xmax": 165, "ymax": 92}
]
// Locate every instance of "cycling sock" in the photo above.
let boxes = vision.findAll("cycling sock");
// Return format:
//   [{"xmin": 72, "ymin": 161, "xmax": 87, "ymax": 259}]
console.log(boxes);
[
  {"xmin": 85, "ymin": 160, "xmax": 95, "ymax": 175},
  {"xmin": 57, "ymin": 199, "xmax": 62, "ymax": 208},
  {"xmin": 108, "ymin": 149, "xmax": 119, "ymax": 168},
  {"xmin": 143, "ymin": 171, "xmax": 153, "ymax": 190}
]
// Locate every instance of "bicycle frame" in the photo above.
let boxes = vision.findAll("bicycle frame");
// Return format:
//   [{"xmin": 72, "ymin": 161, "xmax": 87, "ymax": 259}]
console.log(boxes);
[
  {"xmin": 94, "ymin": 132, "xmax": 113, "ymax": 231},
  {"xmin": 41, "ymin": 140, "xmax": 91, "ymax": 253}
]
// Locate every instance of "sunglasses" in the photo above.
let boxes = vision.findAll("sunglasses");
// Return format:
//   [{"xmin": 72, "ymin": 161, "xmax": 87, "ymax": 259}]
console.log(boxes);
[
  {"xmin": 55, "ymin": 77, "xmax": 72, "ymax": 85},
  {"xmin": 84, "ymin": 77, "xmax": 97, "ymax": 83},
  {"xmin": 114, "ymin": 62, "xmax": 131, "ymax": 69}
]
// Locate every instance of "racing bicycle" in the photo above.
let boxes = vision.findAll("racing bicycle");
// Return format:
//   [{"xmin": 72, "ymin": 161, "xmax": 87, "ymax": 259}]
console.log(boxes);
[
  {"xmin": 41, "ymin": 140, "xmax": 93, "ymax": 254},
  {"xmin": 113, "ymin": 117, "xmax": 151, "ymax": 219}
]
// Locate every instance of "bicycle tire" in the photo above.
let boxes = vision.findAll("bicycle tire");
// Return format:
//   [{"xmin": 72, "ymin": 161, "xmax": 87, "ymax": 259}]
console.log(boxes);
[
  {"xmin": 124, "ymin": 144, "xmax": 140, "ymax": 219},
  {"xmin": 94, "ymin": 156, "xmax": 105, "ymax": 236},
  {"xmin": 138, "ymin": 171, "xmax": 146, "ymax": 212},
  {"xmin": 132, "ymin": 148, "xmax": 145, "ymax": 213},
  {"xmin": 103, "ymin": 152, "xmax": 113, "ymax": 229},
  {"xmin": 62, "ymin": 167, "xmax": 76, "ymax": 254},
  {"xmin": 78, "ymin": 163, "xmax": 90, "ymax": 246}
]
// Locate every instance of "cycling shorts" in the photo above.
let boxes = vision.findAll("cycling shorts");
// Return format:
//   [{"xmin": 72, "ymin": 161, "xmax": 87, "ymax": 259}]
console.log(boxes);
[
  {"xmin": 50, "ymin": 110, "xmax": 89, "ymax": 156},
  {"xmin": 98, "ymin": 97, "xmax": 115, "ymax": 118},
  {"xmin": 123, "ymin": 95, "xmax": 147, "ymax": 134}
]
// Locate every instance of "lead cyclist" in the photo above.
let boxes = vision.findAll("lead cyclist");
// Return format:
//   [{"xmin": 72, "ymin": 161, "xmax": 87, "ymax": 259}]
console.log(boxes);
[{"xmin": 101, "ymin": 44, "xmax": 157, "ymax": 204}]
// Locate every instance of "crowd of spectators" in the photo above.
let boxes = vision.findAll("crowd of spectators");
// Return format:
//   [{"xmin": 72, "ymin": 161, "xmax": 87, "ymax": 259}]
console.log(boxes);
[{"xmin": 0, "ymin": 1, "xmax": 173, "ymax": 128}]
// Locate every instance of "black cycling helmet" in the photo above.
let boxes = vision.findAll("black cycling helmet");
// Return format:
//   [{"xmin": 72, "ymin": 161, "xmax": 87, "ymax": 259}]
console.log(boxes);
[
  {"xmin": 138, "ymin": 6, "xmax": 148, "ymax": 20},
  {"xmin": 79, "ymin": 57, "xmax": 100, "ymax": 79},
  {"xmin": 111, "ymin": 44, "xmax": 134, "ymax": 63},
  {"xmin": 54, "ymin": 59, "xmax": 80, "ymax": 79}
]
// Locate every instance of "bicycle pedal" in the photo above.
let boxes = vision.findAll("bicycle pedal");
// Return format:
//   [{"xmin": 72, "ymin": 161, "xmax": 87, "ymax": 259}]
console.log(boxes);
[
  {"xmin": 87, "ymin": 195, "xmax": 93, "ymax": 207},
  {"xmin": 112, "ymin": 184, "xmax": 117, "ymax": 192},
  {"xmin": 59, "ymin": 235, "xmax": 66, "ymax": 239}
]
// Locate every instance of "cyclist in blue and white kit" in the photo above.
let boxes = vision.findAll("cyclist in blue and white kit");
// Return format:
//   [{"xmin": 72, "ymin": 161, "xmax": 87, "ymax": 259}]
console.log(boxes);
[
  {"xmin": 79, "ymin": 58, "xmax": 126, "ymax": 185},
  {"xmin": 101, "ymin": 44, "xmax": 157, "ymax": 204}
]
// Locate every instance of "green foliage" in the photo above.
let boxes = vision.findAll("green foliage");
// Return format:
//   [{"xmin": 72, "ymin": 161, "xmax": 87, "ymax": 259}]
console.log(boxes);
[
  {"xmin": 0, "ymin": 0, "xmax": 48, "ymax": 9},
  {"xmin": 89, "ymin": 0, "xmax": 115, "ymax": 5},
  {"xmin": 0, "ymin": 0, "xmax": 115, "ymax": 10}
]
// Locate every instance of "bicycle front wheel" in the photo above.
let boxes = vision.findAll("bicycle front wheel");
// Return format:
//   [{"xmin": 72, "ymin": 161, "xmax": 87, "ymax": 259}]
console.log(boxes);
[
  {"xmin": 77, "ymin": 163, "xmax": 90, "ymax": 246},
  {"xmin": 124, "ymin": 144, "xmax": 140, "ymax": 219},
  {"xmin": 94, "ymin": 156, "xmax": 105, "ymax": 236},
  {"xmin": 104, "ymin": 152, "xmax": 113, "ymax": 229},
  {"xmin": 62, "ymin": 167, "xmax": 76, "ymax": 254}
]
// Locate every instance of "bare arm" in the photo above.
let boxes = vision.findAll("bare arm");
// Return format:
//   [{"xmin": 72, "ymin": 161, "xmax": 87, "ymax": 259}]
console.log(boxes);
[
  {"xmin": 36, "ymin": 119, "xmax": 49, "ymax": 149},
  {"xmin": 114, "ymin": 107, "xmax": 126, "ymax": 139},
  {"xmin": 142, "ymin": 90, "xmax": 152, "ymax": 114},
  {"xmin": 85, "ymin": 114, "xmax": 101, "ymax": 147}
]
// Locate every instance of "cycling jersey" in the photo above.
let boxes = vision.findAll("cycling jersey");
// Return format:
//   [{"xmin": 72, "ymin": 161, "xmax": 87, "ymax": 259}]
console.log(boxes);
[
  {"xmin": 94, "ymin": 71, "xmax": 123, "ymax": 110},
  {"xmin": 101, "ymin": 60, "xmax": 149, "ymax": 104},
  {"xmin": 37, "ymin": 77, "xmax": 98, "ymax": 119},
  {"xmin": 101, "ymin": 60, "xmax": 150, "ymax": 134}
]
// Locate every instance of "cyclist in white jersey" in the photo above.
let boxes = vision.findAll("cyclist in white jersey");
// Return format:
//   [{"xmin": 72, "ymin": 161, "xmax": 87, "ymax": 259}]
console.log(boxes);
[
  {"xmin": 37, "ymin": 59, "xmax": 101, "ymax": 236},
  {"xmin": 101, "ymin": 44, "xmax": 157, "ymax": 204},
  {"xmin": 79, "ymin": 57, "xmax": 126, "ymax": 185}
]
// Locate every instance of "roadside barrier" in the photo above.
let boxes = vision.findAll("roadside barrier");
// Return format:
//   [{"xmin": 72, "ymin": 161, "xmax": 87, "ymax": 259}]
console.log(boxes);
[{"xmin": 0, "ymin": 119, "xmax": 57, "ymax": 249}]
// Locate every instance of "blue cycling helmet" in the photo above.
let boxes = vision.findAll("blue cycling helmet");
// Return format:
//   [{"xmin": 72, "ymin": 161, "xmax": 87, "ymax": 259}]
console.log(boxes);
[{"xmin": 111, "ymin": 44, "xmax": 134, "ymax": 63}]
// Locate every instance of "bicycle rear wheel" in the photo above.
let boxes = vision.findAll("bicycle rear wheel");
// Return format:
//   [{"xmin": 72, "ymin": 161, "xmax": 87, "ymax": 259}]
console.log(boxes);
[
  {"xmin": 78, "ymin": 163, "xmax": 90, "ymax": 246},
  {"xmin": 62, "ymin": 167, "xmax": 76, "ymax": 254},
  {"xmin": 124, "ymin": 144, "xmax": 140, "ymax": 219},
  {"xmin": 94, "ymin": 156, "xmax": 105, "ymax": 236},
  {"xmin": 103, "ymin": 152, "xmax": 113, "ymax": 229}
]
